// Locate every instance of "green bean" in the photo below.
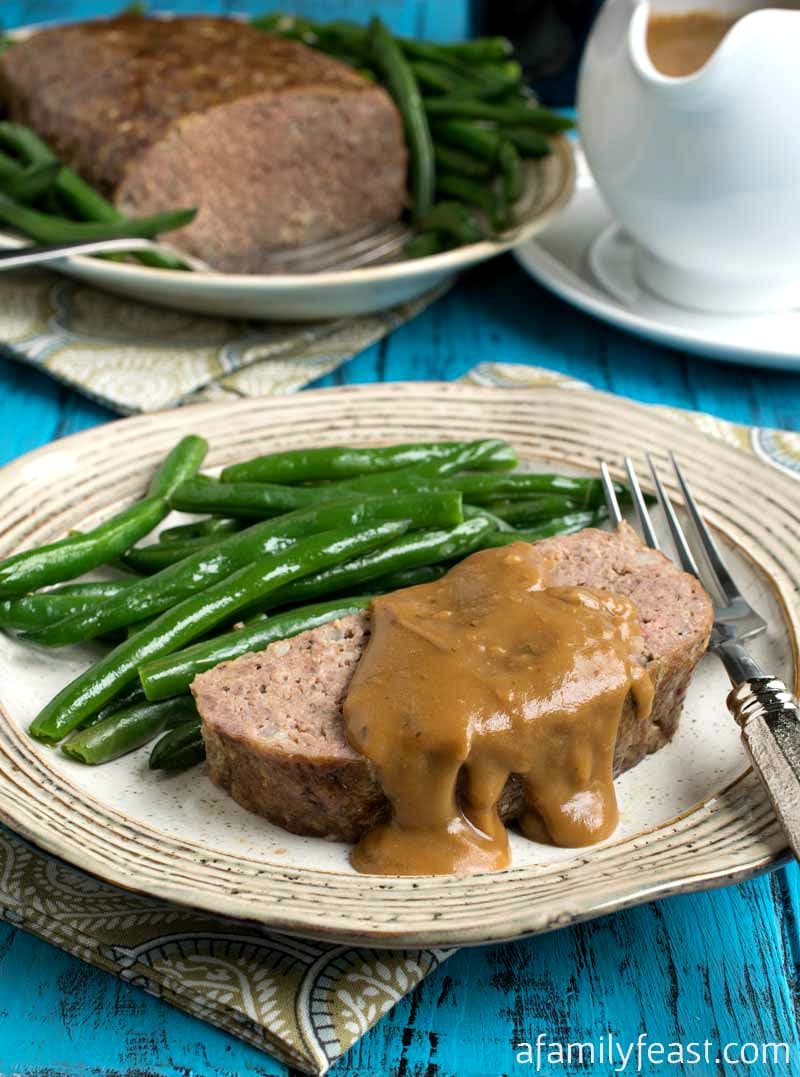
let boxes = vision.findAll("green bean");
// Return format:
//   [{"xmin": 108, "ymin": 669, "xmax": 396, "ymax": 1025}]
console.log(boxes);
[
  {"xmin": 444, "ymin": 473, "xmax": 614, "ymax": 506},
  {"xmin": 79, "ymin": 682, "xmax": 147, "ymax": 730},
  {"xmin": 334, "ymin": 439, "xmax": 517, "ymax": 487},
  {"xmin": 170, "ymin": 475, "xmax": 314, "ymax": 518},
  {"xmin": 172, "ymin": 472, "xmax": 471, "ymax": 519},
  {"xmin": 482, "ymin": 495, "xmax": 583, "ymax": 526},
  {"xmin": 0, "ymin": 122, "xmax": 188, "ymax": 270},
  {"xmin": 149, "ymin": 719, "xmax": 204, "ymax": 771},
  {"xmin": 433, "ymin": 144, "xmax": 493, "ymax": 179},
  {"xmin": 49, "ymin": 580, "xmax": 138, "ymax": 598},
  {"xmin": 0, "ymin": 580, "xmax": 133, "ymax": 630},
  {"xmin": 432, "ymin": 119, "xmax": 502, "ymax": 161},
  {"xmin": 126, "ymin": 617, "xmax": 157, "ymax": 640},
  {"xmin": 501, "ymin": 126, "xmax": 552, "ymax": 158},
  {"xmin": 424, "ymin": 98, "xmax": 573, "ymax": 131},
  {"xmin": 62, "ymin": 697, "xmax": 197, "ymax": 765},
  {"xmin": 0, "ymin": 160, "xmax": 60, "ymax": 204},
  {"xmin": 243, "ymin": 516, "xmax": 494, "ymax": 620},
  {"xmin": 28, "ymin": 522, "xmax": 407, "ymax": 743},
  {"xmin": 367, "ymin": 563, "xmax": 448, "ymax": 591},
  {"xmin": 28, "ymin": 492, "xmax": 458, "ymax": 646},
  {"xmin": 411, "ymin": 61, "xmax": 464, "ymax": 95},
  {"xmin": 462, "ymin": 503, "xmax": 515, "ymax": 532},
  {"xmin": 121, "ymin": 535, "xmax": 225, "ymax": 574},
  {"xmin": 402, "ymin": 37, "xmax": 514, "ymax": 63},
  {"xmin": 159, "ymin": 518, "xmax": 241, "ymax": 542},
  {"xmin": 186, "ymin": 442, "xmax": 512, "ymax": 518},
  {"xmin": 416, "ymin": 201, "xmax": 484, "ymax": 244},
  {"xmin": 221, "ymin": 438, "xmax": 513, "ymax": 485},
  {"xmin": 0, "ymin": 153, "xmax": 28, "ymax": 187},
  {"xmin": 435, "ymin": 173, "xmax": 509, "ymax": 232},
  {"xmin": 148, "ymin": 435, "xmax": 208, "ymax": 498},
  {"xmin": 140, "ymin": 595, "xmax": 376, "ymax": 701},
  {"xmin": 498, "ymin": 140, "xmax": 524, "ymax": 203},
  {"xmin": 404, "ymin": 232, "xmax": 446, "ymax": 259},
  {"xmin": 369, "ymin": 17, "xmax": 435, "ymax": 218},
  {"xmin": 483, "ymin": 510, "xmax": 609, "ymax": 546},
  {"xmin": 0, "ymin": 193, "xmax": 195, "ymax": 245},
  {"xmin": 466, "ymin": 61, "xmax": 525, "ymax": 100},
  {"xmin": 0, "ymin": 435, "xmax": 206, "ymax": 597},
  {"xmin": 0, "ymin": 499, "xmax": 166, "ymax": 598}
]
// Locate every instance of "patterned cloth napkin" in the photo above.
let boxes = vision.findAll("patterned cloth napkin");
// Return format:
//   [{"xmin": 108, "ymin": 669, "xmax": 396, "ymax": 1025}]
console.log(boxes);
[
  {"xmin": 0, "ymin": 267, "xmax": 450, "ymax": 414},
  {"xmin": 1, "ymin": 361, "xmax": 798, "ymax": 1076}
]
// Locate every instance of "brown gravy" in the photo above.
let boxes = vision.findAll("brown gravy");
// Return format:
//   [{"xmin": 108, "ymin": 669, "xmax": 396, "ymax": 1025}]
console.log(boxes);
[
  {"xmin": 343, "ymin": 543, "xmax": 653, "ymax": 876},
  {"xmin": 647, "ymin": 11, "xmax": 742, "ymax": 76}
]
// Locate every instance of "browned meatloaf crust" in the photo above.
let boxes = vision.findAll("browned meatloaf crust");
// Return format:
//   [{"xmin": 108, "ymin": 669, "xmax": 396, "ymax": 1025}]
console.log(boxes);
[
  {"xmin": 193, "ymin": 524, "xmax": 713, "ymax": 843},
  {"xmin": 0, "ymin": 15, "xmax": 408, "ymax": 272}
]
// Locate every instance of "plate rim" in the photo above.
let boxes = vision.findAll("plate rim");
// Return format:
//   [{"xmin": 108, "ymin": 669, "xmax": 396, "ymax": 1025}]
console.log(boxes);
[{"xmin": 0, "ymin": 381, "xmax": 794, "ymax": 947}]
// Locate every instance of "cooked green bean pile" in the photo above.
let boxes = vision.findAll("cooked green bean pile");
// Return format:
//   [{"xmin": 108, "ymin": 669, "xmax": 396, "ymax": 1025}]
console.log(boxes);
[
  {"xmin": 0, "ymin": 122, "xmax": 195, "ymax": 269},
  {"xmin": 2, "ymin": 435, "xmax": 624, "ymax": 774},
  {"xmin": 252, "ymin": 12, "xmax": 573, "ymax": 254}
]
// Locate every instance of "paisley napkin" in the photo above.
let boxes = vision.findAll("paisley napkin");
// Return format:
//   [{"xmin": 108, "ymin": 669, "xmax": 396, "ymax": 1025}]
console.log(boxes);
[
  {"xmin": 1, "ymin": 363, "xmax": 797, "ymax": 1077},
  {"xmin": 0, "ymin": 267, "xmax": 449, "ymax": 414}
]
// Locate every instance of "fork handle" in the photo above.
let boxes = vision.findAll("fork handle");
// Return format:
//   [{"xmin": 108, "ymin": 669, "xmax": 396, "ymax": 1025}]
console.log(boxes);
[{"xmin": 721, "ymin": 642, "xmax": 800, "ymax": 862}]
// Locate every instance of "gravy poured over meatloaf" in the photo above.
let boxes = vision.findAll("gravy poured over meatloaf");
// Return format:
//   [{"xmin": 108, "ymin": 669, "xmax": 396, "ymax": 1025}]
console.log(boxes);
[
  {"xmin": 193, "ymin": 525, "xmax": 713, "ymax": 874},
  {"xmin": 0, "ymin": 15, "xmax": 408, "ymax": 271},
  {"xmin": 344, "ymin": 543, "xmax": 655, "ymax": 875}
]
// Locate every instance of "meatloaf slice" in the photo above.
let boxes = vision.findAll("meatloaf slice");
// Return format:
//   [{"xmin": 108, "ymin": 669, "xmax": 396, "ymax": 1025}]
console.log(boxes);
[
  {"xmin": 0, "ymin": 15, "xmax": 407, "ymax": 271},
  {"xmin": 193, "ymin": 523, "xmax": 713, "ymax": 843}
]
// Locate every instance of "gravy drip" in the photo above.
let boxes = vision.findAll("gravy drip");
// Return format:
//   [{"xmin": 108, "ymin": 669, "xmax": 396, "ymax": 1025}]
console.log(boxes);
[
  {"xmin": 647, "ymin": 11, "xmax": 742, "ymax": 77},
  {"xmin": 344, "ymin": 543, "xmax": 654, "ymax": 876}
]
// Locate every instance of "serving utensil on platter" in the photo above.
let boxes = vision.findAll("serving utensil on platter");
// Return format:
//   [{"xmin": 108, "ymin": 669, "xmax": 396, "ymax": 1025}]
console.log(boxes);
[
  {"xmin": 601, "ymin": 454, "xmax": 800, "ymax": 862},
  {"xmin": 0, "ymin": 220, "xmax": 414, "ymax": 275}
]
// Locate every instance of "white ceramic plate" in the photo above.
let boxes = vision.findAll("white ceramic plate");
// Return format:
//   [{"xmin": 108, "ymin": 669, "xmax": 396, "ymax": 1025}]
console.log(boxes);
[
  {"xmin": 0, "ymin": 383, "xmax": 795, "ymax": 947},
  {"xmin": 514, "ymin": 144, "xmax": 800, "ymax": 370},
  {"xmin": 1, "ymin": 19, "xmax": 575, "ymax": 322}
]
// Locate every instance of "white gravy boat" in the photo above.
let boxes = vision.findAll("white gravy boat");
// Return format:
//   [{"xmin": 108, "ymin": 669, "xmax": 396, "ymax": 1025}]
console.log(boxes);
[{"xmin": 578, "ymin": 2, "xmax": 800, "ymax": 313}]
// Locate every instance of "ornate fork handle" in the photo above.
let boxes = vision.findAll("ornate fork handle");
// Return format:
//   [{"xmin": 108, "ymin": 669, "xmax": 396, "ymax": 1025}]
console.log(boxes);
[
  {"xmin": 721, "ymin": 643, "xmax": 800, "ymax": 860},
  {"xmin": 727, "ymin": 677, "xmax": 800, "ymax": 729}
]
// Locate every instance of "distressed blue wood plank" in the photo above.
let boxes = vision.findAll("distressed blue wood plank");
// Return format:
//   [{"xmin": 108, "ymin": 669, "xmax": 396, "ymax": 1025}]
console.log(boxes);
[
  {"xmin": 0, "ymin": 922, "xmax": 286, "ymax": 1076},
  {"xmin": 3, "ymin": 0, "xmax": 470, "ymax": 38},
  {"xmin": 319, "ymin": 258, "xmax": 798, "ymax": 431},
  {"xmin": 0, "ymin": 353, "xmax": 110, "ymax": 466},
  {"xmin": 2, "ymin": 868, "xmax": 798, "ymax": 1076}
]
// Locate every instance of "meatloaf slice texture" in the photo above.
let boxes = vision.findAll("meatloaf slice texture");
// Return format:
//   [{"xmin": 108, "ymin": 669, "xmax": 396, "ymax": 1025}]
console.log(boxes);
[
  {"xmin": 0, "ymin": 15, "xmax": 407, "ymax": 271},
  {"xmin": 193, "ymin": 523, "xmax": 713, "ymax": 843}
]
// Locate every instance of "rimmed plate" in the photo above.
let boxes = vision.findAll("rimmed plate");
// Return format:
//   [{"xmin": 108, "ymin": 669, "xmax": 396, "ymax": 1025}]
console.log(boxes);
[
  {"xmin": 0, "ymin": 383, "xmax": 795, "ymax": 947},
  {"xmin": 1, "ymin": 20, "xmax": 575, "ymax": 321}
]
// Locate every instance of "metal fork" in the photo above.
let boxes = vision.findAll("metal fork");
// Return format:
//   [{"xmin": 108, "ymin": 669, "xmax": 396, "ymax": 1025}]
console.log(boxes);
[
  {"xmin": 601, "ymin": 454, "xmax": 800, "ymax": 862},
  {"xmin": 0, "ymin": 220, "xmax": 412, "ymax": 275}
]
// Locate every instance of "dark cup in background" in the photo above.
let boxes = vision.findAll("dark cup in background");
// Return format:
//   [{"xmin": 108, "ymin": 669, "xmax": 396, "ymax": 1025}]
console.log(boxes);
[{"xmin": 477, "ymin": 0, "xmax": 603, "ymax": 105}]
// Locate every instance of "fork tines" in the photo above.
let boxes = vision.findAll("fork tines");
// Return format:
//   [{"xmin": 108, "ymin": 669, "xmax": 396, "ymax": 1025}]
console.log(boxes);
[{"xmin": 600, "ymin": 455, "xmax": 767, "ymax": 638}]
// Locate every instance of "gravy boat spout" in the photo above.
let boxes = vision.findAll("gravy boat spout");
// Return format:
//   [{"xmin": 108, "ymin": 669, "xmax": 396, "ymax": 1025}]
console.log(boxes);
[{"xmin": 578, "ymin": 1, "xmax": 800, "ymax": 313}]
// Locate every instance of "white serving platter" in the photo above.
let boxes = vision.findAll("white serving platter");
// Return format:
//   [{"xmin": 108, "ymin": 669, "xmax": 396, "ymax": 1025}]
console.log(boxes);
[{"xmin": 1, "ymin": 19, "xmax": 575, "ymax": 322}]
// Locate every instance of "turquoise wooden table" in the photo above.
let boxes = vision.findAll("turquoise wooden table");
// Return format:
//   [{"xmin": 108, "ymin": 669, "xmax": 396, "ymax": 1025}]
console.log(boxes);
[{"xmin": 1, "ymin": 4, "xmax": 799, "ymax": 1076}]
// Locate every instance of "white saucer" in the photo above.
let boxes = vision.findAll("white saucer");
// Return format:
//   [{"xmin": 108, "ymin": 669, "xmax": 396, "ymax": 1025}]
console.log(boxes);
[{"xmin": 514, "ymin": 144, "xmax": 800, "ymax": 371}]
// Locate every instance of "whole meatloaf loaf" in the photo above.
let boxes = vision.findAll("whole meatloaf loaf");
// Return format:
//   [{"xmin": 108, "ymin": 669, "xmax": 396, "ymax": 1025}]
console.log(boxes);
[
  {"xmin": 0, "ymin": 14, "xmax": 408, "ymax": 272},
  {"xmin": 193, "ymin": 523, "xmax": 714, "ymax": 843}
]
